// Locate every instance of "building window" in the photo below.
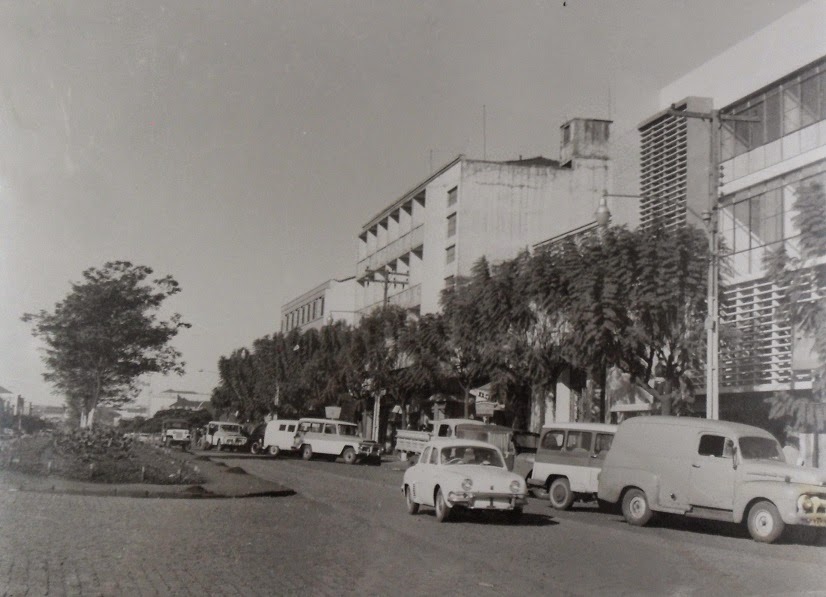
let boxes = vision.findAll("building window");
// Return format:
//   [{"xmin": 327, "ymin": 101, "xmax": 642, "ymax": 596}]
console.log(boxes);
[
  {"xmin": 562, "ymin": 123, "xmax": 571, "ymax": 145},
  {"xmin": 319, "ymin": 296, "xmax": 325, "ymax": 317},
  {"xmin": 447, "ymin": 186, "xmax": 458, "ymax": 207},
  {"xmin": 721, "ymin": 58, "xmax": 826, "ymax": 161},
  {"xmin": 446, "ymin": 213, "xmax": 457, "ymax": 237},
  {"xmin": 446, "ymin": 244, "xmax": 456, "ymax": 264},
  {"xmin": 444, "ymin": 275, "xmax": 455, "ymax": 288}
]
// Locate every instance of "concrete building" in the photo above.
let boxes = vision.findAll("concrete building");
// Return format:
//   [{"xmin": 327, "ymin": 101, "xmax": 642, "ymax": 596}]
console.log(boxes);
[
  {"xmin": 280, "ymin": 276, "xmax": 358, "ymax": 333},
  {"xmin": 356, "ymin": 117, "xmax": 615, "ymax": 317},
  {"xmin": 638, "ymin": 0, "xmax": 826, "ymax": 423}
]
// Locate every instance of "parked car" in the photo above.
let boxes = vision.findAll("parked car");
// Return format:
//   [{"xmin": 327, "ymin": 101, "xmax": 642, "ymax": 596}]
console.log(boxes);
[
  {"xmin": 395, "ymin": 418, "xmax": 483, "ymax": 460},
  {"xmin": 530, "ymin": 422, "xmax": 617, "ymax": 510},
  {"xmin": 293, "ymin": 418, "xmax": 381, "ymax": 464},
  {"xmin": 597, "ymin": 416, "xmax": 826, "ymax": 543},
  {"xmin": 511, "ymin": 430, "xmax": 540, "ymax": 488},
  {"xmin": 161, "ymin": 419, "xmax": 191, "ymax": 449},
  {"xmin": 246, "ymin": 423, "xmax": 267, "ymax": 454},
  {"xmin": 203, "ymin": 421, "xmax": 248, "ymax": 452},
  {"xmin": 402, "ymin": 438, "xmax": 528, "ymax": 523},
  {"xmin": 260, "ymin": 419, "xmax": 300, "ymax": 456}
]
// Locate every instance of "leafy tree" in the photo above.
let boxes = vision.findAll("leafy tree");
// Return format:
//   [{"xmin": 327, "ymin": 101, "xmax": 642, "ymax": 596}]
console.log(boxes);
[
  {"xmin": 22, "ymin": 261, "xmax": 189, "ymax": 427},
  {"xmin": 765, "ymin": 181, "xmax": 826, "ymax": 467}
]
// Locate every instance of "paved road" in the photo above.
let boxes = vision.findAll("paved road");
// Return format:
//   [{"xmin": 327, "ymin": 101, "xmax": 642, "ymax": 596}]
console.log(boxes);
[{"xmin": 1, "ymin": 453, "xmax": 824, "ymax": 596}]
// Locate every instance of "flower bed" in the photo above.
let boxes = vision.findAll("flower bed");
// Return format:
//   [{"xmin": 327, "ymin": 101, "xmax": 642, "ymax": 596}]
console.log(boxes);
[{"xmin": 0, "ymin": 428, "xmax": 205, "ymax": 485}]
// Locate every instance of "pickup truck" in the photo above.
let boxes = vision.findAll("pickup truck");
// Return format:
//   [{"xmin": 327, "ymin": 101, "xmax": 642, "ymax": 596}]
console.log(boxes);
[{"xmin": 395, "ymin": 418, "xmax": 484, "ymax": 461}]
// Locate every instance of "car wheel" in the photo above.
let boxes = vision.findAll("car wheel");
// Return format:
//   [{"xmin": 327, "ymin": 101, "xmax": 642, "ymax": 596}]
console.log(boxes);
[
  {"xmin": 250, "ymin": 441, "xmax": 262, "ymax": 455},
  {"xmin": 342, "ymin": 447, "xmax": 357, "ymax": 465},
  {"xmin": 267, "ymin": 445, "xmax": 280, "ymax": 457},
  {"xmin": 405, "ymin": 486, "xmax": 419, "ymax": 515},
  {"xmin": 301, "ymin": 444, "xmax": 313, "ymax": 461},
  {"xmin": 747, "ymin": 500, "xmax": 785, "ymax": 543},
  {"xmin": 507, "ymin": 507, "xmax": 523, "ymax": 524},
  {"xmin": 435, "ymin": 488, "xmax": 452, "ymax": 523},
  {"xmin": 622, "ymin": 488, "xmax": 654, "ymax": 526},
  {"xmin": 549, "ymin": 478, "xmax": 575, "ymax": 510}
]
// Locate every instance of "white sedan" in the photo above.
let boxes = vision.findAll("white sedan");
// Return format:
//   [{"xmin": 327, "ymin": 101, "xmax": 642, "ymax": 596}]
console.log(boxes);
[{"xmin": 401, "ymin": 439, "xmax": 528, "ymax": 523}]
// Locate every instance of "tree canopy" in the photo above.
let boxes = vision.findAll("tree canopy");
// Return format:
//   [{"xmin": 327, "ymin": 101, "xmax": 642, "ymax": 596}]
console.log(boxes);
[{"xmin": 23, "ymin": 261, "xmax": 190, "ymax": 426}]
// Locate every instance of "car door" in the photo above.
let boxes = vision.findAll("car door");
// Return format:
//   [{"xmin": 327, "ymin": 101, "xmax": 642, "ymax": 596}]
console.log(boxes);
[
  {"xmin": 563, "ymin": 430, "xmax": 594, "ymax": 492},
  {"xmin": 586, "ymin": 432, "xmax": 614, "ymax": 491},
  {"xmin": 411, "ymin": 447, "xmax": 431, "ymax": 505},
  {"xmin": 688, "ymin": 433, "xmax": 736, "ymax": 510},
  {"xmin": 419, "ymin": 446, "xmax": 441, "ymax": 506}
]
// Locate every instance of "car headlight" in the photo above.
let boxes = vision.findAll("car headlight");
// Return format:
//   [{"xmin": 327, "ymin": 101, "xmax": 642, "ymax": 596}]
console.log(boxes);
[
  {"xmin": 510, "ymin": 480, "xmax": 521, "ymax": 494},
  {"xmin": 799, "ymin": 495, "xmax": 814, "ymax": 513},
  {"xmin": 461, "ymin": 478, "xmax": 473, "ymax": 491}
]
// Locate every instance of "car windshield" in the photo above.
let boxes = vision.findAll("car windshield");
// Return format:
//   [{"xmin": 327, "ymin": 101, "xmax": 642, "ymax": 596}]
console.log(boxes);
[
  {"xmin": 440, "ymin": 446, "xmax": 504, "ymax": 467},
  {"xmin": 739, "ymin": 436, "xmax": 784, "ymax": 461},
  {"xmin": 338, "ymin": 424, "xmax": 359, "ymax": 436},
  {"xmin": 165, "ymin": 421, "xmax": 188, "ymax": 430},
  {"xmin": 220, "ymin": 424, "xmax": 241, "ymax": 434}
]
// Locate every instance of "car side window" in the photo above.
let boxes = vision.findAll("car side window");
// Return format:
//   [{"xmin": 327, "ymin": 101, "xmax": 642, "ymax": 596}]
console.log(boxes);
[
  {"xmin": 279, "ymin": 424, "xmax": 286, "ymax": 431},
  {"xmin": 566, "ymin": 431, "xmax": 592, "ymax": 453},
  {"xmin": 420, "ymin": 447, "xmax": 430, "ymax": 464},
  {"xmin": 542, "ymin": 430, "xmax": 564, "ymax": 450},
  {"xmin": 287, "ymin": 425, "xmax": 295, "ymax": 432},
  {"xmin": 698, "ymin": 434, "xmax": 727, "ymax": 457},
  {"xmin": 437, "ymin": 425, "xmax": 451, "ymax": 437},
  {"xmin": 594, "ymin": 433, "xmax": 613, "ymax": 455},
  {"xmin": 324, "ymin": 424, "xmax": 336, "ymax": 435},
  {"xmin": 310, "ymin": 422, "xmax": 323, "ymax": 433}
]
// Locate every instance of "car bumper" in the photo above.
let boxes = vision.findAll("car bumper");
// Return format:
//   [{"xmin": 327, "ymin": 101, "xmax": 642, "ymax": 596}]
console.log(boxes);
[{"xmin": 447, "ymin": 491, "xmax": 528, "ymax": 510}]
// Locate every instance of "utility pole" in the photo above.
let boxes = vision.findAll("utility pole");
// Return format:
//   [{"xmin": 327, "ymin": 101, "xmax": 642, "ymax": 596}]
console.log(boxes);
[
  {"xmin": 363, "ymin": 266, "xmax": 409, "ymax": 309},
  {"xmin": 666, "ymin": 105, "xmax": 759, "ymax": 420}
]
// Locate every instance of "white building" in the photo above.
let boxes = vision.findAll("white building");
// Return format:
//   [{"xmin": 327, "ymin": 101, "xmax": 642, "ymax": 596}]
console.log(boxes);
[
  {"xmin": 638, "ymin": 0, "xmax": 826, "ymax": 424},
  {"xmin": 281, "ymin": 276, "xmax": 358, "ymax": 333},
  {"xmin": 356, "ymin": 118, "xmax": 620, "ymax": 317}
]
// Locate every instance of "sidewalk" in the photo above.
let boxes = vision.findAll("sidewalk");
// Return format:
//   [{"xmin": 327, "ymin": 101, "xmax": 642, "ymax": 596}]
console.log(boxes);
[{"xmin": 0, "ymin": 451, "xmax": 294, "ymax": 499}]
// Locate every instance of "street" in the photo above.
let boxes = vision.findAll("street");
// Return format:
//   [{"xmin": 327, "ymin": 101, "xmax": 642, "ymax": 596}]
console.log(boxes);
[{"xmin": 1, "ymin": 454, "xmax": 825, "ymax": 596}]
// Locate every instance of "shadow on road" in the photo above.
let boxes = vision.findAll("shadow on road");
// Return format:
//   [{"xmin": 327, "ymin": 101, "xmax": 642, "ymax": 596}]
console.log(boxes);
[{"xmin": 419, "ymin": 509, "xmax": 558, "ymax": 527}]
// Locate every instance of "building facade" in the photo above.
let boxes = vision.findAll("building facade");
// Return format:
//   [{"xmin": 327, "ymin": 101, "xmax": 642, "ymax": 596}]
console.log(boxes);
[
  {"xmin": 280, "ymin": 276, "xmax": 358, "ymax": 333},
  {"xmin": 356, "ymin": 117, "xmax": 614, "ymax": 317},
  {"xmin": 638, "ymin": 0, "xmax": 826, "ymax": 422}
]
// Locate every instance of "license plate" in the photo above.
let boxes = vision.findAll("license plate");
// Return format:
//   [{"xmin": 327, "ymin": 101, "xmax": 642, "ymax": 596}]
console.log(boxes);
[{"xmin": 474, "ymin": 499, "xmax": 510, "ymax": 510}]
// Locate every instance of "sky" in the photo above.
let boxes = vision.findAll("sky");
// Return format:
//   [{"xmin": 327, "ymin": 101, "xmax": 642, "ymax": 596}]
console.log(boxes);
[{"xmin": 0, "ymin": 0, "xmax": 809, "ymax": 407}]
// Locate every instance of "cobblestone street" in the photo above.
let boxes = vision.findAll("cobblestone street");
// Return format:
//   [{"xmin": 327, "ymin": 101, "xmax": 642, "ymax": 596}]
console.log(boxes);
[{"xmin": 2, "ymin": 455, "xmax": 825, "ymax": 596}]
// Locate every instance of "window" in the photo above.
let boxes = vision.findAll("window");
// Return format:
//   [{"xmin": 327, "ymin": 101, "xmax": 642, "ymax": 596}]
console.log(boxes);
[
  {"xmin": 446, "ymin": 244, "xmax": 456, "ymax": 264},
  {"xmin": 421, "ymin": 447, "xmax": 430, "ymax": 463},
  {"xmin": 287, "ymin": 425, "xmax": 295, "ymax": 432},
  {"xmin": 319, "ymin": 296, "xmax": 325, "ymax": 316},
  {"xmin": 324, "ymin": 424, "xmax": 335, "ymax": 435},
  {"xmin": 594, "ymin": 433, "xmax": 614, "ymax": 455},
  {"xmin": 800, "ymin": 74, "xmax": 819, "ymax": 127},
  {"xmin": 698, "ymin": 434, "xmax": 727, "ymax": 457},
  {"xmin": 542, "ymin": 430, "xmax": 564, "ymax": 450},
  {"xmin": 437, "ymin": 425, "xmax": 452, "ymax": 437},
  {"xmin": 444, "ymin": 275, "xmax": 455, "ymax": 289},
  {"xmin": 447, "ymin": 186, "xmax": 458, "ymax": 207},
  {"xmin": 565, "ymin": 431, "xmax": 592, "ymax": 453},
  {"xmin": 279, "ymin": 424, "xmax": 286, "ymax": 431},
  {"xmin": 446, "ymin": 213, "xmax": 457, "ymax": 237}
]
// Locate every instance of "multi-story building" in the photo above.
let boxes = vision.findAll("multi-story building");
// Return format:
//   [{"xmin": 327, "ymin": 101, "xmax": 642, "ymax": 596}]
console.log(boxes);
[
  {"xmin": 280, "ymin": 276, "xmax": 358, "ymax": 333},
  {"xmin": 356, "ymin": 117, "xmax": 614, "ymax": 317},
  {"xmin": 638, "ymin": 0, "xmax": 826, "ymax": 424}
]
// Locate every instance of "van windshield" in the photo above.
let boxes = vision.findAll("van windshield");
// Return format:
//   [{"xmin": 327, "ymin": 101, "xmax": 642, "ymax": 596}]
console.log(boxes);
[{"xmin": 739, "ymin": 436, "xmax": 784, "ymax": 461}]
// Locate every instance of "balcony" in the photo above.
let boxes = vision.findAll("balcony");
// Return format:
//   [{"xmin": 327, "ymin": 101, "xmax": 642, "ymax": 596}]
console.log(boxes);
[
  {"xmin": 358, "ymin": 224, "xmax": 423, "ymax": 278},
  {"xmin": 358, "ymin": 283, "xmax": 422, "ymax": 315}
]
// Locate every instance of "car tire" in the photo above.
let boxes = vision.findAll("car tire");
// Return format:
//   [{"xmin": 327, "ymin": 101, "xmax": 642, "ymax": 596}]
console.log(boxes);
[
  {"xmin": 301, "ymin": 444, "xmax": 313, "ymax": 461},
  {"xmin": 267, "ymin": 445, "xmax": 280, "ymax": 457},
  {"xmin": 250, "ymin": 441, "xmax": 262, "ymax": 455},
  {"xmin": 435, "ymin": 488, "xmax": 452, "ymax": 523},
  {"xmin": 342, "ymin": 447, "xmax": 357, "ymax": 465},
  {"xmin": 405, "ymin": 486, "xmax": 419, "ymax": 515},
  {"xmin": 549, "ymin": 478, "xmax": 575, "ymax": 510},
  {"xmin": 622, "ymin": 488, "xmax": 654, "ymax": 526},
  {"xmin": 747, "ymin": 500, "xmax": 785, "ymax": 543}
]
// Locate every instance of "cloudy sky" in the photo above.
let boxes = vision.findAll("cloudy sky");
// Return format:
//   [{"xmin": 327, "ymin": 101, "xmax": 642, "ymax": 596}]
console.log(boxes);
[{"xmin": 0, "ymin": 0, "xmax": 808, "ymax": 406}]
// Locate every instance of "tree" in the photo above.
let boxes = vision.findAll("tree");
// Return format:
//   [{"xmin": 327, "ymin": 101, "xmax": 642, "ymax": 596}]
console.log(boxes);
[
  {"xmin": 22, "ymin": 261, "xmax": 190, "ymax": 427},
  {"xmin": 765, "ymin": 181, "xmax": 826, "ymax": 467}
]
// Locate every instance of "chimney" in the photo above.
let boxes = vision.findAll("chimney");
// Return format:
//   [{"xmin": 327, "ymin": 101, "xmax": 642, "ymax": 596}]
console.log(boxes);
[{"xmin": 559, "ymin": 118, "xmax": 612, "ymax": 168}]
